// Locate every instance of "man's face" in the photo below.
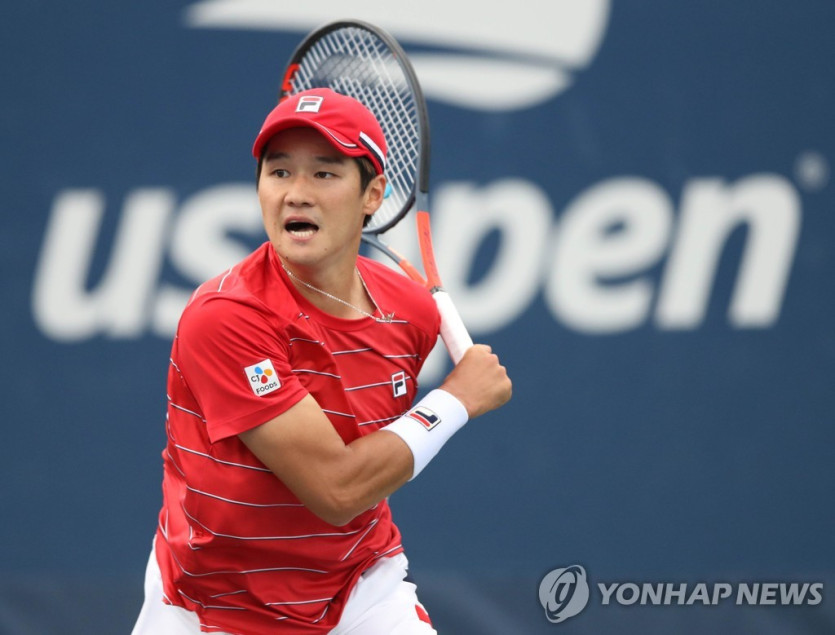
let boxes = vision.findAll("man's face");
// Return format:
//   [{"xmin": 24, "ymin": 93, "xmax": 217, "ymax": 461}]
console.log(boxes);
[{"xmin": 258, "ymin": 127, "xmax": 384, "ymax": 273}]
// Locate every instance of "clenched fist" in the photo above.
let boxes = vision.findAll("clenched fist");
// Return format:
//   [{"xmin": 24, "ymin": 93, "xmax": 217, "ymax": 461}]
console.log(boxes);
[{"xmin": 439, "ymin": 344, "xmax": 512, "ymax": 419}]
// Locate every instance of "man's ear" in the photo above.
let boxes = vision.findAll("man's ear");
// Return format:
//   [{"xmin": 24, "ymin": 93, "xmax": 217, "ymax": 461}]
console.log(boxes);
[{"xmin": 363, "ymin": 174, "xmax": 387, "ymax": 218}]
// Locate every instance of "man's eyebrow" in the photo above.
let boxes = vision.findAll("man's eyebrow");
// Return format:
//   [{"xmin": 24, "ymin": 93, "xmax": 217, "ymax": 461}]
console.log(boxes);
[
  {"xmin": 263, "ymin": 151, "xmax": 289, "ymax": 162},
  {"xmin": 263, "ymin": 151, "xmax": 347, "ymax": 165},
  {"xmin": 315, "ymin": 154, "xmax": 348, "ymax": 165}
]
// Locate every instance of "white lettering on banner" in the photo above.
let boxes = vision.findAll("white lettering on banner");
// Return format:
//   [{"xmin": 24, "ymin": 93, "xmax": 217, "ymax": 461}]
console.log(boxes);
[
  {"xmin": 31, "ymin": 174, "xmax": 801, "ymax": 343},
  {"xmin": 31, "ymin": 186, "xmax": 260, "ymax": 342},
  {"xmin": 152, "ymin": 184, "xmax": 262, "ymax": 335},
  {"xmin": 656, "ymin": 176, "xmax": 801, "ymax": 328},
  {"xmin": 32, "ymin": 189, "xmax": 175, "ymax": 342},
  {"xmin": 432, "ymin": 180, "xmax": 552, "ymax": 332},
  {"xmin": 544, "ymin": 178, "xmax": 674, "ymax": 333}
]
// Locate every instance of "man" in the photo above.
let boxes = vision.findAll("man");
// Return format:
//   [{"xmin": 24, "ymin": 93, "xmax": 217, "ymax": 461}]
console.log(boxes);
[{"xmin": 133, "ymin": 88, "xmax": 511, "ymax": 634}]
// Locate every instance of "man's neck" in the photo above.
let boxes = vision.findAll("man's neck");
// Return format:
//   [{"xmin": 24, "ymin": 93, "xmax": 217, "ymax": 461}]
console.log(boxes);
[{"xmin": 282, "ymin": 260, "xmax": 377, "ymax": 320}]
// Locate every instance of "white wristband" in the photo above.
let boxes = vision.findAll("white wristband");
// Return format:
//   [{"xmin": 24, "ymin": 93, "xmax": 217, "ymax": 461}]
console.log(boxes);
[{"xmin": 383, "ymin": 389, "xmax": 469, "ymax": 480}]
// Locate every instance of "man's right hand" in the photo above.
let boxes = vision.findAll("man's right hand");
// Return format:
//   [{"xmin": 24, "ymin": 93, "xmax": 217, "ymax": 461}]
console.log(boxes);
[{"xmin": 439, "ymin": 344, "xmax": 512, "ymax": 419}]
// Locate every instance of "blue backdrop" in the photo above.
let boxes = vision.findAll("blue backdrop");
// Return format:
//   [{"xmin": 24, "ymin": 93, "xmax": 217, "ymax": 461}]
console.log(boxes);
[{"xmin": 2, "ymin": 1, "xmax": 833, "ymax": 633}]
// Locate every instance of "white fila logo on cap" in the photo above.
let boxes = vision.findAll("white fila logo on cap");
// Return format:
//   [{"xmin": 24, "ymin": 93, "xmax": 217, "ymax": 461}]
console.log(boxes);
[{"xmin": 296, "ymin": 95, "xmax": 324, "ymax": 113}]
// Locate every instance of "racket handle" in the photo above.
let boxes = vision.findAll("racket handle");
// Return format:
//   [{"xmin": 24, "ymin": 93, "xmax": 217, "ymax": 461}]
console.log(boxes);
[{"xmin": 432, "ymin": 289, "xmax": 473, "ymax": 364}]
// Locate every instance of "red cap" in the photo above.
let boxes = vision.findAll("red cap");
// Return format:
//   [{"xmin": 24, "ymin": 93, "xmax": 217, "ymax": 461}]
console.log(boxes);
[{"xmin": 252, "ymin": 88, "xmax": 386, "ymax": 175}]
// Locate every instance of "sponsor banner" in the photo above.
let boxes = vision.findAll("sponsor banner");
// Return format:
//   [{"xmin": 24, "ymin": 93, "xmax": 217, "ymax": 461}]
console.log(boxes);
[{"xmin": 2, "ymin": 2, "xmax": 834, "ymax": 633}]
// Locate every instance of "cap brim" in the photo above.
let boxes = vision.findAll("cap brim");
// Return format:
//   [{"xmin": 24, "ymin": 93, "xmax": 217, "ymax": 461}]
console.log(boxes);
[
  {"xmin": 253, "ymin": 118, "xmax": 384, "ymax": 175},
  {"xmin": 254, "ymin": 118, "xmax": 360, "ymax": 159}
]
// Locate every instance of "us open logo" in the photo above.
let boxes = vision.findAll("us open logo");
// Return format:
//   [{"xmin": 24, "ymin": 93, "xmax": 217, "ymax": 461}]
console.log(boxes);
[
  {"xmin": 244, "ymin": 359, "xmax": 281, "ymax": 396},
  {"xmin": 538, "ymin": 565, "xmax": 590, "ymax": 624}
]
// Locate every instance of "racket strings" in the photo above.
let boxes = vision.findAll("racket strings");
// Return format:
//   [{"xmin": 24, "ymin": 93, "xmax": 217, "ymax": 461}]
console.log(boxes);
[{"xmin": 289, "ymin": 26, "xmax": 422, "ymax": 232}]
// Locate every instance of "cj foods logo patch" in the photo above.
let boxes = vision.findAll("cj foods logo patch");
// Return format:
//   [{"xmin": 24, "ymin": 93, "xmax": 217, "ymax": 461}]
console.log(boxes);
[{"xmin": 245, "ymin": 359, "xmax": 281, "ymax": 396}]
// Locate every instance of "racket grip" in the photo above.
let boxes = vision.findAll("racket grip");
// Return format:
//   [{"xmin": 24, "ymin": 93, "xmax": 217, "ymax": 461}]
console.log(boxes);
[{"xmin": 432, "ymin": 289, "xmax": 473, "ymax": 364}]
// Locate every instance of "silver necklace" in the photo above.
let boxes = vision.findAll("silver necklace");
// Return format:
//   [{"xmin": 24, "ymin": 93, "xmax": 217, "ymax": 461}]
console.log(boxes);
[{"xmin": 282, "ymin": 264, "xmax": 395, "ymax": 323}]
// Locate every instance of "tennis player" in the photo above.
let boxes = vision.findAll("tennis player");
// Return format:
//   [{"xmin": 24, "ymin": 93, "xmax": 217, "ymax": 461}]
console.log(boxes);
[{"xmin": 132, "ymin": 88, "xmax": 511, "ymax": 634}]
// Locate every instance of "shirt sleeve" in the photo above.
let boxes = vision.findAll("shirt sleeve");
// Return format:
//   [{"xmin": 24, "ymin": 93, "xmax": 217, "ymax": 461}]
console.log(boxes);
[{"xmin": 174, "ymin": 294, "xmax": 309, "ymax": 443}]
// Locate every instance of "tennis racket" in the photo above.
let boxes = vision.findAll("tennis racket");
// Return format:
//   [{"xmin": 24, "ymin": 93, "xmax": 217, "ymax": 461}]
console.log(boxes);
[{"xmin": 279, "ymin": 20, "xmax": 473, "ymax": 364}]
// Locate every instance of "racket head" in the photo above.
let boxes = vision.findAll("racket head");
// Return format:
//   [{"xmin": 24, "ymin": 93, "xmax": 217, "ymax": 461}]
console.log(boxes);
[{"xmin": 280, "ymin": 20, "xmax": 430, "ymax": 236}]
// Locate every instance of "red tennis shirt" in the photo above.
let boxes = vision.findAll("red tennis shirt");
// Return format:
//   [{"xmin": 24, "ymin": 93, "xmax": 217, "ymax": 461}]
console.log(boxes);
[{"xmin": 154, "ymin": 242, "xmax": 440, "ymax": 634}]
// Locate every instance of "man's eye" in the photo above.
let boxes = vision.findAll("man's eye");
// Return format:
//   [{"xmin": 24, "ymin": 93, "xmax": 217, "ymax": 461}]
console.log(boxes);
[
  {"xmin": 316, "ymin": 171, "xmax": 336, "ymax": 179},
  {"xmin": 271, "ymin": 169, "xmax": 289, "ymax": 177}
]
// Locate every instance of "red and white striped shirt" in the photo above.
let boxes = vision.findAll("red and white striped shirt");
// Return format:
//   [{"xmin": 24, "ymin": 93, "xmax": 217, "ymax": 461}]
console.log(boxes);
[{"xmin": 155, "ymin": 242, "xmax": 440, "ymax": 634}]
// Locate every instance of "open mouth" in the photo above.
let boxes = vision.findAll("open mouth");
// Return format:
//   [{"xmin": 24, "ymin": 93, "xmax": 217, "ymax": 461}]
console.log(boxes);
[{"xmin": 285, "ymin": 220, "xmax": 319, "ymax": 238}]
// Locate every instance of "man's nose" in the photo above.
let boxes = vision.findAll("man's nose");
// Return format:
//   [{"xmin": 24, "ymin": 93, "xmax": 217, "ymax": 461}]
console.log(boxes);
[{"xmin": 285, "ymin": 175, "xmax": 314, "ymax": 206}]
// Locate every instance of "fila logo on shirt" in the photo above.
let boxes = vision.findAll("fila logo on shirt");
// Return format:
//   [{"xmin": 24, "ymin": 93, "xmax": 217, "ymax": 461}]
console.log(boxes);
[
  {"xmin": 391, "ymin": 371, "xmax": 408, "ymax": 398},
  {"xmin": 408, "ymin": 406, "xmax": 441, "ymax": 431},
  {"xmin": 296, "ymin": 95, "xmax": 324, "ymax": 113},
  {"xmin": 244, "ymin": 359, "xmax": 281, "ymax": 396}
]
